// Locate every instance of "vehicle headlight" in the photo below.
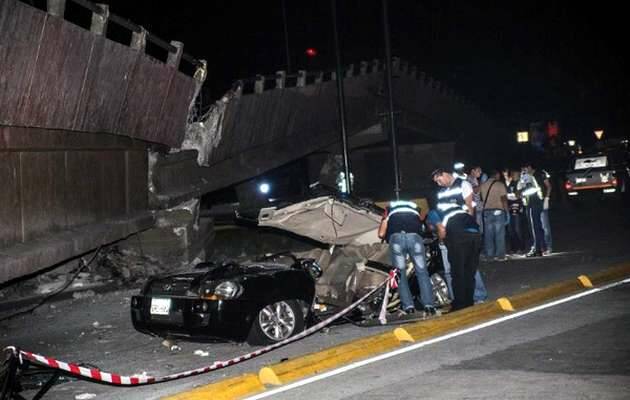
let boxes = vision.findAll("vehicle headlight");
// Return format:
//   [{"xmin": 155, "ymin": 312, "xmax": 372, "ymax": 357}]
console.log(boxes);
[{"xmin": 213, "ymin": 281, "xmax": 242, "ymax": 299}]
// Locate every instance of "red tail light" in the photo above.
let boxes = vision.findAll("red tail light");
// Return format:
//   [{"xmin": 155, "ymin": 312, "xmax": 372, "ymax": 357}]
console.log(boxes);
[{"xmin": 564, "ymin": 180, "xmax": 572, "ymax": 190}]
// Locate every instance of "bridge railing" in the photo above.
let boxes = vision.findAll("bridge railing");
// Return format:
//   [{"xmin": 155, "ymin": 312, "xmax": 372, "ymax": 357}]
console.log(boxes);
[
  {"xmin": 33, "ymin": 0, "xmax": 203, "ymax": 75},
  {"xmin": 231, "ymin": 57, "xmax": 472, "ymax": 107}
]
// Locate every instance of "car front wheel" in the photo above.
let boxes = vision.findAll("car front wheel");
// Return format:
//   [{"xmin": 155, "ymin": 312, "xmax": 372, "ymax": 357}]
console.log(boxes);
[{"xmin": 247, "ymin": 300, "xmax": 305, "ymax": 345}]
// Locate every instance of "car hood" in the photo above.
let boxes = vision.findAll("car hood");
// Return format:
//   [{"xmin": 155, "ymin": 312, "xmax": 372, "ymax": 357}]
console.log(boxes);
[
  {"xmin": 257, "ymin": 195, "xmax": 383, "ymax": 246},
  {"xmin": 143, "ymin": 261, "xmax": 297, "ymax": 296}
]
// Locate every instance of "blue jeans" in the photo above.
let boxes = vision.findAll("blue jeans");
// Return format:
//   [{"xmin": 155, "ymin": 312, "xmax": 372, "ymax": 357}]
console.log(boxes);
[
  {"xmin": 439, "ymin": 242, "xmax": 487, "ymax": 302},
  {"xmin": 527, "ymin": 204, "xmax": 545, "ymax": 253},
  {"xmin": 483, "ymin": 210, "xmax": 506, "ymax": 258},
  {"xmin": 389, "ymin": 232, "xmax": 434, "ymax": 310},
  {"xmin": 540, "ymin": 210, "xmax": 552, "ymax": 251}
]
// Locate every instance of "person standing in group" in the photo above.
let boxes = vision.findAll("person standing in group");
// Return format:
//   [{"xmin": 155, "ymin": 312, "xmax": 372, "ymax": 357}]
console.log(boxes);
[
  {"xmin": 518, "ymin": 163, "xmax": 545, "ymax": 257},
  {"xmin": 538, "ymin": 168, "xmax": 553, "ymax": 255},
  {"xmin": 506, "ymin": 169, "xmax": 527, "ymax": 254},
  {"xmin": 432, "ymin": 168, "xmax": 482, "ymax": 311},
  {"xmin": 467, "ymin": 166, "xmax": 483, "ymax": 233},
  {"xmin": 426, "ymin": 210, "xmax": 488, "ymax": 304},
  {"xmin": 378, "ymin": 200, "xmax": 437, "ymax": 316},
  {"xmin": 479, "ymin": 169, "xmax": 509, "ymax": 261}
]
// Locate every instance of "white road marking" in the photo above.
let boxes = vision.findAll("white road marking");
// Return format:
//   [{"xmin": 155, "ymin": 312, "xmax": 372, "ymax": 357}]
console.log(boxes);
[{"xmin": 245, "ymin": 277, "xmax": 630, "ymax": 399}]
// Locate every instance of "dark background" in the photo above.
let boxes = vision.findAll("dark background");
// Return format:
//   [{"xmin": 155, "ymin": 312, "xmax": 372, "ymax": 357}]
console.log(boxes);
[{"xmin": 25, "ymin": 0, "xmax": 630, "ymax": 147}]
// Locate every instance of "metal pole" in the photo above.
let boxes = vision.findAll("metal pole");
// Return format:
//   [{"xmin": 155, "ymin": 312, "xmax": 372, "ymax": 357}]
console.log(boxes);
[
  {"xmin": 382, "ymin": 0, "xmax": 400, "ymax": 200},
  {"xmin": 281, "ymin": 0, "xmax": 292, "ymax": 74},
  {"xmin": 331, "ymin": 0, "xmax": 352, "ymax": 194}
]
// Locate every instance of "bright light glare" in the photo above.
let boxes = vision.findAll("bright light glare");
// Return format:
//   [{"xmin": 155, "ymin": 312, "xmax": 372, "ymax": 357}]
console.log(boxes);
[
  {"xmin": 594, "ymin": 130, "xmax": 604, "ymax": 140},
  {"xmin": 259, "ymin": 183, "xmax": 270, "ymax": 194},
  {"xmin": 516, "ymin": 131, "xmax": 529, "ymax": 143}
]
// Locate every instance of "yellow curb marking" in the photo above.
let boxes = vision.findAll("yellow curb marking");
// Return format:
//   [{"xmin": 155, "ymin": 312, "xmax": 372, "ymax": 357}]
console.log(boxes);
[
  {"xmin": 259, "ymin": 367, "xmax": 281, "ymax": 386},
  {"xmin": 394, "ymin": 327, "xmax": 415, "ymax": 343},
  {"xmin": 161, "ymin": 373, "xmax": 264, "ymax": 400},
  {"xmin": 578, "ymin": 275, "xmax": 593, "ymax": 287},
  {"xmin": 496, "ymin": 297, "xmax": 515, "ymax": 311},
  {"xmin": 258, "ymin": 332, "xmax": 400, "ymax": 386}
]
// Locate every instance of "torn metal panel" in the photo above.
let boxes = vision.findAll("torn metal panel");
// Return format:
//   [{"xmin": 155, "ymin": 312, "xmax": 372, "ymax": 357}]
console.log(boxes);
[{"xmin": 258, "ymin": 196, "xmax": 382, "ymax": 246}]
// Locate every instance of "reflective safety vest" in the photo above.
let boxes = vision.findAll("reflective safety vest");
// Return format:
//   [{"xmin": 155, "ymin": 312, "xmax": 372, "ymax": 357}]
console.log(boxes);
[
  {"xmin": 521, "ymin": 174, "xmax": 543, "ymax": 205},
  {"xmin": 436, "ymin": 178, "xmax": 468, "ymax": 227},
  {"xmin": 384, "ymin": 200, "xmax": 422, "ymax": 242}
]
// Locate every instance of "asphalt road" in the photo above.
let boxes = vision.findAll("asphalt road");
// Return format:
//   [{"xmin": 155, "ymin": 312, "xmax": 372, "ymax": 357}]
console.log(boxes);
[
  {"xmin": 1, "ymin": 199, "xmax": 629, "ymax": 399},
  {"xmin": 251, "ymin": 281, "xmax": 630, "ymax": 400}
]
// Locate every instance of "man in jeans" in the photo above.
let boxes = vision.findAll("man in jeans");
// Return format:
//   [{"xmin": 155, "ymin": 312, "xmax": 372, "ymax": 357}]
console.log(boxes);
[
  {"xmin": 378, "ymin": 200, "xmax": 436, "ymax": 317},
  {"xmin": 426, "ymin": 210, "xmax": 488, "ymax": 304},
  {"xmin": 432, "ymin": 168, "xmax": 482, "ymax": 311},
  {"xmin": 506, "ymin": 169, "xmax": 527, "ymax": 254},
  {"xmin": 479, "ymin": 170, "xmax": 509, "ymax": 261}
]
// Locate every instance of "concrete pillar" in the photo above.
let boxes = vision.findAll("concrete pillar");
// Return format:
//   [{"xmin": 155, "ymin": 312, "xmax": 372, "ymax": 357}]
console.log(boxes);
[
  {"xmin": 296, "ymin": 70, "xmax": 306, "ymax": 87},
  {"xmin": 275, "ymin": 71, "xmax": 286, "ymax": 89},
  {"xmin": 392, "ymin": 57, "xmax": 400, "ymax": 72},
  {"xmin": 331, "ymin": 71, "xmax": 337, "ymax": 81},
  {"xmin": 400, "ymin": 60, "xmax": 409, "ymax": 75},
  {"xmin": 314, "ymin": 71, "xmax": 323, "ymax": 84},
  {"xmin": 345, "ymin": 63, "xmax": 354, "ymax": 78},
  {"xmin": 360, "ymin": 61, "xmax": 368, "ymax": 75},
  {"xmin": 167, "ymin": 41, "xmax": 184, "ymax": 68},
  {"xmin": 131, "ymin": 27, "xmax": 147, "ymax": 51},
  {"xmin": 419, "ymin": 71, "xmax": 426, "ymax": 85},
  {"xmin": 90, "ymin": 4, "xmax": 109, "ymax": 36},
  {"xmin": 410, "ymin": 65, "xmax": 417, "ymax": 79},
  {"xmin": 46, "ymin": 0, "xmax": 65, "ymax": 17},
  {"xmin": 254, "ymin": 75, "xmax": 265, "ymax": 93},
  {"xmin": 371, "ymin": 59, "xmax": 380, "ymax": 73}
]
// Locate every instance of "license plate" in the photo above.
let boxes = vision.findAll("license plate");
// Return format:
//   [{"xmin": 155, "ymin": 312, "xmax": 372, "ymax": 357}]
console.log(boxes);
[{"xmin": 150, "ymin": 298, "xmax": 171, "ymax": 315}]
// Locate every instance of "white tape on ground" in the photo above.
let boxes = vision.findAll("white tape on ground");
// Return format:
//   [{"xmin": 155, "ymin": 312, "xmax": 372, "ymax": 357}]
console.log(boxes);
[{"xmin": 245, "ymin": 277, "xmax": 630, "ymax": 399}]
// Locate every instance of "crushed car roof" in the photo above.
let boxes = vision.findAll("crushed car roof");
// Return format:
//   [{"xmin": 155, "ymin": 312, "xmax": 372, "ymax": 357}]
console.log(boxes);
[{"xmin": 257, "ymin": 191, "xmax": 384, "ymax": 246}]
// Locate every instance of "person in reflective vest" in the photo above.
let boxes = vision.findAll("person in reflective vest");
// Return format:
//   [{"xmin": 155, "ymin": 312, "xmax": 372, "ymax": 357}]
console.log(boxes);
[
  {"xmin": 431, "ymin": 168, "xmax": 481, "ymax": 311},
  {"xmin": 517, "ymin": 163, "xmax": 546, "ymax": 257},
  {"xmin": 378, "ymin": 200, "xmax": 436, "ymax": 316},
  {"xmin": 426, "ymin": 209, "xmax": 488, "ymax": 304}
]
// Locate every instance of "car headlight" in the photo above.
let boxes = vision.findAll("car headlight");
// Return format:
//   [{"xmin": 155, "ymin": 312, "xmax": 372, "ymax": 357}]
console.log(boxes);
[{"xmin": 213, "ymin": 281, "xmax": 243, "ymax": 299}]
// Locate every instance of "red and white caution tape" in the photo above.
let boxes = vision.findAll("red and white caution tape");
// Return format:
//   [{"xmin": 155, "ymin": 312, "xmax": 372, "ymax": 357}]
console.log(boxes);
[
  {"xmin": 4, "ymin": 275, "xmax": 391, "ymax": 387},
  {"xmin": 378, "ymin": 269, "xmax": 399, "ymax": 324}
]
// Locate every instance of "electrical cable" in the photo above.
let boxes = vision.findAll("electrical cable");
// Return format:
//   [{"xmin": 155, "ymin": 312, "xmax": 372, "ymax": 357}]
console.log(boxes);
[
  {"xmin": 323, "ymin": 198, "xmax": 339, "ymax": 242},
  {"xmin": 0, "ymin": 243, "xmax": 105, "ymax": 323}
]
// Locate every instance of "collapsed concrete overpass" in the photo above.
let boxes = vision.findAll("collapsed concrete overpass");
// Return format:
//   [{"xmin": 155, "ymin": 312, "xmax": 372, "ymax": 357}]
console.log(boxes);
[
  {"xmin": 151, "ymin": 60, "xmax": 495, "ymax": 208},
  {"xmin": 0, "ymin": 0, "xmax": 498, "ymax": 285}
]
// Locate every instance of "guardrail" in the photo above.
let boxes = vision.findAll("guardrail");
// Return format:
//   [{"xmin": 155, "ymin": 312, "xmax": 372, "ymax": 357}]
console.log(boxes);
[
  {"xmin": 38, "ymin": 0, "xmax": 202, "ymax": 74},
  {"xmin": 232, "ymin": 57, "xmax": 470, "ymax": 106}
]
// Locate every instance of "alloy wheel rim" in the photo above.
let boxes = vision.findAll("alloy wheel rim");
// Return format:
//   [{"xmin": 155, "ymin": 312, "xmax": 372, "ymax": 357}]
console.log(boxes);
[
  {"xmin": 431, "ymin": 273, "xmax": 451, "ymax": 306},
  {"xmin": 259, "ymin": 301, "xmax": 296, "ymax": 341}
]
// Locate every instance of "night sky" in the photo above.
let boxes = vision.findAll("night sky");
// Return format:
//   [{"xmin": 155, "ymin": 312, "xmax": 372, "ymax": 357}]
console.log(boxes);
[{"xmin": 91, "ymin": 1, "xmax": 629, "ymax": 143}]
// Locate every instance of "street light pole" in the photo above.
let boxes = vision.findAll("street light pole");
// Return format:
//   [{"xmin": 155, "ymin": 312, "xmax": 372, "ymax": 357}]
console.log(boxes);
[
  {"xmin": 331, "ymin": 0, "xmax": 352, "ymax": 194},
  {"xmin": 281, "ymin": 0, "xmax": 291, "ymax": 73},
  {"xmin": 382, "ymin": 0, "xmax": 400, "ymax": 200}
]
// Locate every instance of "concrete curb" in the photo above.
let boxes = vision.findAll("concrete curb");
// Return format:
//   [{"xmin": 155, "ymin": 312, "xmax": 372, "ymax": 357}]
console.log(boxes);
[
  {"xmin": 162, "ymin": 374, "xmax": 265, "ymax": 400},
  {"xmin": 162, "ymin": 262, "xmax": 630, "ymax": 400}
]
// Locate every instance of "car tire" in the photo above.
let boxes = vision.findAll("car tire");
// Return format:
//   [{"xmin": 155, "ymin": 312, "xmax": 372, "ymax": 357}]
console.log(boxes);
[{"xmin": 247, "ymin": 300, "xmax": 305, "ymax": 345}]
